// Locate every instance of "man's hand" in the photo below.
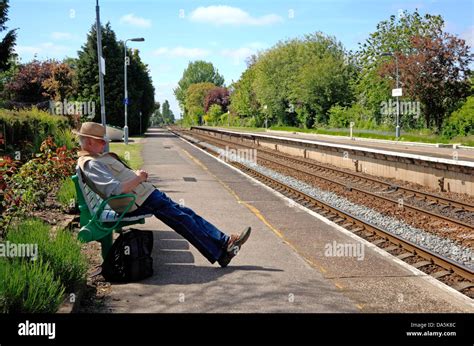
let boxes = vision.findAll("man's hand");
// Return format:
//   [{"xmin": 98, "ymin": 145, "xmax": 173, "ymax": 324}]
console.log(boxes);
[
  {"xmin": 121, "ymin": 170, "xmax": 149, "ymax": 194},
  {"xmin": 135, "ymin": 170, "xmax": 149, "ymax": 183}
]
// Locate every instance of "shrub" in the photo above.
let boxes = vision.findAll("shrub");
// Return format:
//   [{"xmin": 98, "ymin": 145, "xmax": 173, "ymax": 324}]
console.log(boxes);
[
  {"xmin": 442, "ymin": 96, "xmax": 474, "ymax": 139},
  {"xmin": 0, "ymin": 258, "xmax": 65, "ymax": 313},
  {"xmin": 2, "ymin": 136, "xmax": 77, "ymax": 213},
  {"xmin": 328, "ymin": 104, "xmax": 376, "ymax": 129},
  {"xmin": 6, "ymin": 218, "xmax": 87, "ymax": 291},
  {"xmin": 54, "ymin": 128, "xmax": 79, "ymax": 151},
  {"xmin": 0, "ymin": 107, "xmax": 69, "ymax": 156},
  {"xmin": 204, "ymin": 104, "xmax": 223, "ymax": 125}
]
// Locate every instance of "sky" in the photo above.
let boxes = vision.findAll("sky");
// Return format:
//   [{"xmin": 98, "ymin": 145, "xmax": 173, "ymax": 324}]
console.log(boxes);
[{"xmin": 8, "ymin": 0, "xmax": 474, "ymax": 118}]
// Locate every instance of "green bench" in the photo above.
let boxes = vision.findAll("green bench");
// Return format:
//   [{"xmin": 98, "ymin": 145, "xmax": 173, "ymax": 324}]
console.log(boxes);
[{"xmin": 72, "ymin": 167, "xmax": 153, "ymax": 259}]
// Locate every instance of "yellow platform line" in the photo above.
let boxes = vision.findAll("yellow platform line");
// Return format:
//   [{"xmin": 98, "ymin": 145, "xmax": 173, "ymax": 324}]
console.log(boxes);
[
  {"xmin": 180, "ymin": 147, "xmax": 329, "ymax": 275},
  {"xmin": 181, "ymin": 146, "xmax": 374, "ymax": 310}
]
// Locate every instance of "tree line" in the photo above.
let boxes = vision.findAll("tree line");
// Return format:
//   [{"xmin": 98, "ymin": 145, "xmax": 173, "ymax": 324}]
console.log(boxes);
[{"xmin": 175, "ymin": 10, "xmax": 472, "ymax": 138}]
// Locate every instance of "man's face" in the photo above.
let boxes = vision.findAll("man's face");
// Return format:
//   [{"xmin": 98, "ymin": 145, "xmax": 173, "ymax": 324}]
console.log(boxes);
[{"xmin": 87, "ymin": 137, "xmax": 106, "ymax": 154}]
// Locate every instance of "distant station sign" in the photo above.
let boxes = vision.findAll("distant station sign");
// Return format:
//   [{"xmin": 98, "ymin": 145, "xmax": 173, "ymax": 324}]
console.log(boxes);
[{"xmin": 392, "ymin": 88, "xmax": 402, "ymax": 97}]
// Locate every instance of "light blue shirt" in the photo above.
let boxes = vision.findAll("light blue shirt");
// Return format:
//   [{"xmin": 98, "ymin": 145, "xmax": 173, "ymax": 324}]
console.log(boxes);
[{"xmin": 82, "ymin": 160, "xmax": 123, "ymax": 197}]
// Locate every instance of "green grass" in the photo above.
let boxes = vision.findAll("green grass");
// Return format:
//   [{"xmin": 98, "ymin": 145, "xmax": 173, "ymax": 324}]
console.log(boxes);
[
  {"xmin": 57, "ymin": 178, "xmax": 76, "ymax": 210},
  {"xmin": 6, "ymin": 218, "xmax": 87, "ymax": 291},
  {"xmin": 109, "ymin": 139, "xmax": 144, "ymax": 169}
]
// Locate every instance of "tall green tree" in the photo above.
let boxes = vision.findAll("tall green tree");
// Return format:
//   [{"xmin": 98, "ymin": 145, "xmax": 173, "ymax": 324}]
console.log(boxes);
[
  {"xmin": 229, "ymin": 63, "xmax": 262, "ymax": 125},
  {"xmin": 76, "ymin": 23, "xmax": 154, "ymax": 134},
  {"xmin": 127, "ymin": 48, "xmax": 155, "ymax": 134},
  {"xmin": 290, "ymin": 33, "xmax": 355, "ymax": 127},
  {"xmin": 77, "ymin": 23, "xmax": 122, "ymax": 124},
  {"xmin": 161, "ymin": 100, "xmax": 174, "ymax": 124},
  {"xmin": 252, "ymin": 32, "xmax": 353, "ymax": 128},
  {"xmin": 149, "ymin": 102, "xmax": 162, "ymax": 126},
  {"xmin": 174, "ymin": 61, "xmax": 224, "ymax": 115},
  {"xmin": 0, "ymin": 0, "xmax": 17, "ymax": 72},
  {"xmin": 355, "ymin": 10, "xmax": 445, "ymax": 123}
]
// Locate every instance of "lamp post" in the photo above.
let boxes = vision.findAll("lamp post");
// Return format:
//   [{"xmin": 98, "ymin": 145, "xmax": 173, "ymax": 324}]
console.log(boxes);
[
  {"xmin": 382, "ymin": 52, "xmax": 401, "ymax": 138},
  {"xmin": 124, "ymin": 37, "xmax": 145, "ymax": 144},
  {"xmin": 95, "ymin": 0, "xmax": 109, "ymax": 151}
]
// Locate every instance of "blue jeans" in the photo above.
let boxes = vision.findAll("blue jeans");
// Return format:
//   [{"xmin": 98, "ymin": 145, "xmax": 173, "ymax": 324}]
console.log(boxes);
[{"xmin": 126, "ymin": 189, "xmax": 229, "ymax": 263}]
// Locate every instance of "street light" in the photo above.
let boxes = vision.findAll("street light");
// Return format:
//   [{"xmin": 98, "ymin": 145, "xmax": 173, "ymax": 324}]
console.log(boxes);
[
  {"xmin": 95, "ymin": 0, "xmax": 109, "ymax": 151},
  {"xmin": 382, "ymin": 52, "xmax": 401, "ymax": 138},
  {"xmin": 124, "ymin": 37, "xmax": 145, "ymax": 144}
]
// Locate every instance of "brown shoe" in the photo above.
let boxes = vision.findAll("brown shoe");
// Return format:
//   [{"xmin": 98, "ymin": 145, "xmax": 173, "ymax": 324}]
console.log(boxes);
[{"xmin": 218, "ymin": 227, "xmax": 251, "ymax": 267}]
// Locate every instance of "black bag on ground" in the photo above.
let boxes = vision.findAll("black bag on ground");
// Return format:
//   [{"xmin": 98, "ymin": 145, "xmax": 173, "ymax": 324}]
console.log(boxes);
[{"xmin": 101, "ymin": 229, "xmax": 154, "ymax": 282}]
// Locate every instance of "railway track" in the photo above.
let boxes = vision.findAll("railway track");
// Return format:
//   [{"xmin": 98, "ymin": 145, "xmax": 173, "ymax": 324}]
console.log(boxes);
[
  {"xmin": 186, "ymin": 127, "xmax": 474, "ymax": 242},
  {"xmin": 190, "ymin": 128, "xmax": 474, "ymax": 214},
  {"xmin": 170, "ymin": 127, "xmax": 474, "ymax": 295},
  {"xmin": 187, "ymin": 128, "xmax": 474, "ymax": 230}
]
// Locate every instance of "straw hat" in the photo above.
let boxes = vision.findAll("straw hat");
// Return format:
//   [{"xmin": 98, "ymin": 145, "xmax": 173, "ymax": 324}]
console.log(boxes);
[{"xmin": 72, "ymin": 122, "xmax": 110, "ymax": 141}]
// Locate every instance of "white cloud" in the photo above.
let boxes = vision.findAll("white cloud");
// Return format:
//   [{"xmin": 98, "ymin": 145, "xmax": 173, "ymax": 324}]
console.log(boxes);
[
  {"xmin": 248, "ymin": 42, "xmax": 266, "ymax": 49},
  {"xmin": 461, "ymin": 26, "xmax": 474, "ymax": 48},
  {"xmin": 51, "ymin": 32, "xmax": 74, "ymax": 40},
  {"xmin": 15, "ymin": 42, "xmax": 72, "ymax": 57},
  {"xmin": 152, "ymin": 47, "xmax": 210, "ymax": 58},
  {"xmin": 120, "ymin": 13, "xmax": 152, "ymax": 28},
  {"xmin": 221, "ymin": 47, "xmax": 255, "ymax": 65},
  {"xmin": 220, "ymin": 42, "xmax": 267, "ymax": 65},
  {"xmin": 189, "ymin": 6, "xmax": 283, "ymax": 26},
  {"xmin": 15, "ymin": 46, "xmax": 38, "ymax": 55}
]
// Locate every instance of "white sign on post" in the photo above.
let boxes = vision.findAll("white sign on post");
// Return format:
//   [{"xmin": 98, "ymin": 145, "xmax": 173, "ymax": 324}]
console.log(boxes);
[
  {"xmin": 392, "ymin": 88, "xmax": 402, "ymax": 97},
  {"xmin": 101, "ymin": 56, "xmax": 106, "ymax": 75}
]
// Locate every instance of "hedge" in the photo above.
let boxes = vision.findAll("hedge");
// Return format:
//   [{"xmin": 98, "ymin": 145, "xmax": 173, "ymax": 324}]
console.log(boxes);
[{"xmin": 0, "ymin": 107, "xmax": 69, "ymax": 155}]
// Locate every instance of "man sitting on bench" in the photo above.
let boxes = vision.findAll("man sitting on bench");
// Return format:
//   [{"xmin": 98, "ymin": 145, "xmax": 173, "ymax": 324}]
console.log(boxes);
[{"xmin": 73, "ymin": 122, "xmax": 251, "ymax": 267}]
